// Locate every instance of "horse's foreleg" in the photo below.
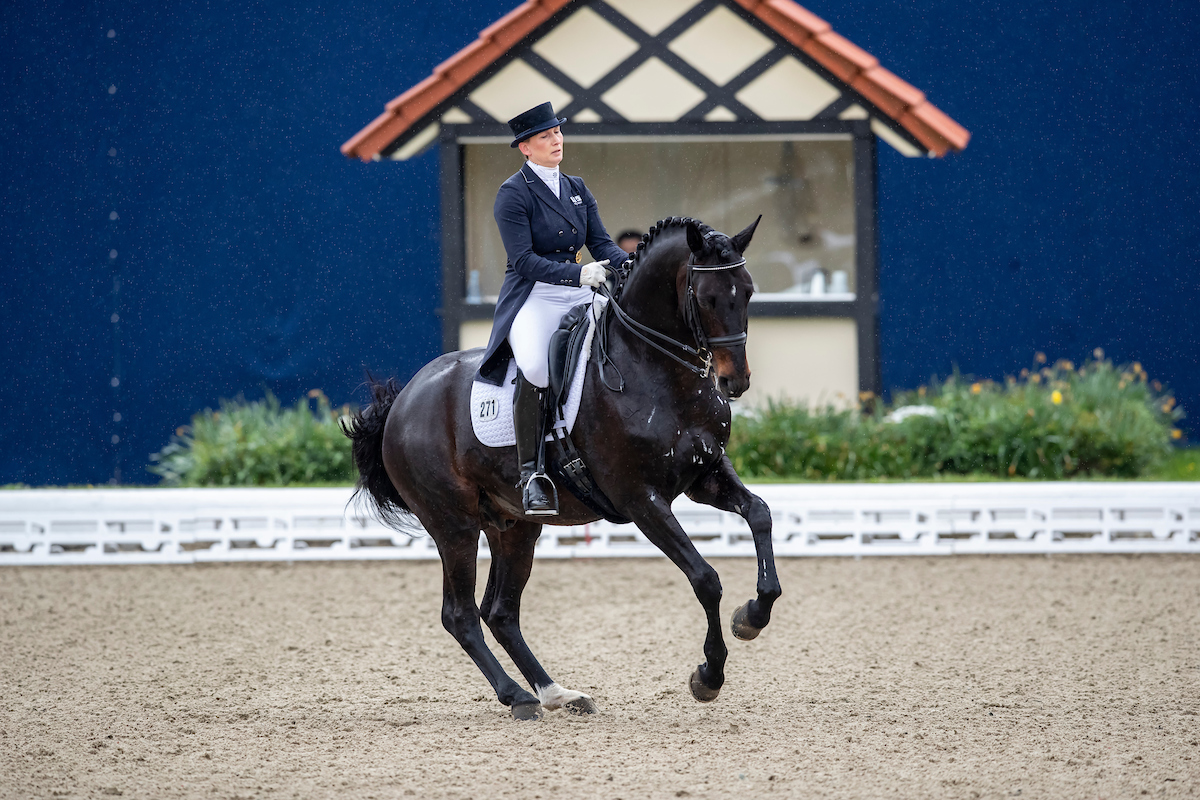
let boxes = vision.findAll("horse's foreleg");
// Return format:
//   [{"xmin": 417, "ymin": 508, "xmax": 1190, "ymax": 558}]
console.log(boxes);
[
  {"xmin": 435, "ymin": 533, "xmax": 543, "ymax": 720},
  {"xmin": 687, "ymin": 455, "xmax": 781, "ymax": 639},
  {"xmin": 479, "ymin": 522, "xmax": 599, "ymax": 715},
  {"xmin": 624, "ymin": 498, "xmax": 727, "ymax": 703}
]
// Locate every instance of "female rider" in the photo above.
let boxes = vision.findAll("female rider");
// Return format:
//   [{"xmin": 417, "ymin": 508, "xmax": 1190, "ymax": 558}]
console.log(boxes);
[{"xmin": 476, "ymin": 102, "xmax": 630, "ymax": 516}]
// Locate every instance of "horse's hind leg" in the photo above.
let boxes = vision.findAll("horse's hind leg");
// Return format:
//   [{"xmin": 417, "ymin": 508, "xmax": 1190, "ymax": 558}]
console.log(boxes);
[
  {"xmin": 479, "ymin": 522, "xmax": 598, "ymax": 715},
  {"xmin": 435, "ymin": 531, "xmax": 543, "ymax": 720},
  {"xmin": 687, "ymin": 455, "xmax": 781, "ymax": 639}
]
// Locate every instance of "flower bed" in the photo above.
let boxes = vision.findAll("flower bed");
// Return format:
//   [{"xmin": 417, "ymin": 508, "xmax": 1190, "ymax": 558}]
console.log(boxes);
[
  {"xmin": 726, "ymin": 353, "xmax": 1184, "ymax": 481},
  {"xmin": 149, "ymin": 391, "xmax": 356, "ymax": 486},
  {"xmin": 148, "ymin": 354, "xmax": 1186, "ymax": 486}
]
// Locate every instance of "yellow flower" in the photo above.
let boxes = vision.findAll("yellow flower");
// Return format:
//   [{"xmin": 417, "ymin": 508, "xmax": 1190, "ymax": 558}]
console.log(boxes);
[
  {"xmin": 917, "ymin": 386, "xmax": 927, "ymax": 398},
  {"xmin": 1029, "ymin": 374, "xmax": 1041, "ymax": 384},
  {"xmin": 1171, "ymin": 429, "xmax": 1183, "ymax": 440},
  {"xmin": 1093, "ymin": 347, "xmax": 1104, "ymax": 360},
  {"xmin": 1035, "ymin": 352, "xmax": 1047, "ymax": 364},
  {"xmin": 1051, "ymin": 390, "xmax": 1063, "ymax": 405},
  {"xmin": 971, "ymin": 383, "xmax": 982, "ymax": 394}
]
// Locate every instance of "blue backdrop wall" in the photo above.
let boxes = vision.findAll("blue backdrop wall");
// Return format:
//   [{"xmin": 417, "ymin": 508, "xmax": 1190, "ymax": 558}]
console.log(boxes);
[{"xmin": 3, "ymin": 0, "xmax": 1197, "ymax": 485}]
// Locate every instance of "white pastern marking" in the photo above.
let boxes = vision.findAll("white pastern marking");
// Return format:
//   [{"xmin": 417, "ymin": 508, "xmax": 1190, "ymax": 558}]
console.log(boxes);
[{"xmin": 536, "ymin": 682, "xmax": 594, "ymax": 710}]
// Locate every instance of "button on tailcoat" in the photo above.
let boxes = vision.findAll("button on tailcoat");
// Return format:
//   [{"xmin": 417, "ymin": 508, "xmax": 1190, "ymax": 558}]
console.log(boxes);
[{"xmin": 476, "ymin": 161, "xmax": 628, "ymax": 385}]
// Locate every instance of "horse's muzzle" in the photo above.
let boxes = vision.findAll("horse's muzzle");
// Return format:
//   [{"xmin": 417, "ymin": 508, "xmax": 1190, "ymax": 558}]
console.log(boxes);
[
  {"xmin": 718, "ymin": 374, "xmax": 750, "ymax": 398},
  {"xmin": 714, "ymin": 349, "xmax": 750, "ymax": 398}
]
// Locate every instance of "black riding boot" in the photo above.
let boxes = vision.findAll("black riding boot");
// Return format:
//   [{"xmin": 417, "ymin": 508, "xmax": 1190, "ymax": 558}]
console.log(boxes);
[{"xmin": 513, "ymin": 371, "xmax": 558, "ymax": 516}]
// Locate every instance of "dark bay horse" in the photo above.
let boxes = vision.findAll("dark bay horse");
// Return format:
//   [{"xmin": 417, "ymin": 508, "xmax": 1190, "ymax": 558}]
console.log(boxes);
[{"xmin": 345, "ymin": 217, "xmax": 781, "ymax": 720}]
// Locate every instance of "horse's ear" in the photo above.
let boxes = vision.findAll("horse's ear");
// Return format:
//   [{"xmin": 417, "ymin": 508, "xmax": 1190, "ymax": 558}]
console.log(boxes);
[
  {"xmin": 685, "ymin": 221, "xmax": 705, "ymax": 255},
  {"xmin": 731, "ymin": 215, "xmax": 762, "ymax": 254}
]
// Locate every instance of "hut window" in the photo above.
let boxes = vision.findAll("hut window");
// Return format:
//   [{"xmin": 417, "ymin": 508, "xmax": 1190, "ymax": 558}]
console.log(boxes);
[{"xmin": 463, "ymin": 136, "xmax": 856, "ymax": 301}]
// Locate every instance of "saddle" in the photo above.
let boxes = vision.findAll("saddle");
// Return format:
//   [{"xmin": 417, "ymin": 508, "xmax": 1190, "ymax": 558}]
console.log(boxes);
[
  {"xmin": 542, "ymin": 302, "xmax": 631, "ymax": 525},
  {"xmin": 547, "ymin": 303, "xmax": 591, "ymax": 412}
]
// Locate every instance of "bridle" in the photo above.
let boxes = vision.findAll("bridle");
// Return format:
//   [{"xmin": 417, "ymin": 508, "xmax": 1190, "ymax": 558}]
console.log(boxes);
[
  {"xmin": 595, "ymin": 246, "xmax": 749, "ymax": 390},
  {"xmin": 684, "ymin": 256, "xmax": 750, "ymax": 352}
]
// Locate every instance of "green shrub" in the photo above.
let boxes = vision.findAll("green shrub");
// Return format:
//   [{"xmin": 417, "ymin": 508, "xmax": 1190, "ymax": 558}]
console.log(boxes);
[
  {"xmin": 727, "ymin": 353, "xmax": 1184, "ymax": 481},
  {"xmin": 148, "ymin": 391, "xmax": 357, "ymax": 486}
]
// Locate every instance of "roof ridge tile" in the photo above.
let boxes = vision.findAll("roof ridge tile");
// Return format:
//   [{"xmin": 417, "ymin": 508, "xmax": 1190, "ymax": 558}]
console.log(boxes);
[
  {"xmin": 863, "ymin": 65, "xmax": 926, "ymax": 107},
  {"xmin": 761, "ymin": 0, "xmax": 830, "ymax": 35}
]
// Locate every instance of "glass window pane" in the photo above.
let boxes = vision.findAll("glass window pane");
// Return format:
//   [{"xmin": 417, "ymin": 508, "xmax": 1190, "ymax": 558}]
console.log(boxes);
[{"xmin": 463, "ymin": 137, "xmax": 855, "ymax": 301}]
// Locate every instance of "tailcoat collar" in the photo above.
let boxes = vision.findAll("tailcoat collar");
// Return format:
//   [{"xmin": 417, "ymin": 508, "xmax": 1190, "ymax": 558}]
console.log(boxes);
[{"xmin": 521, "ymin": 162, "xmax": 585, "ymax": 230}]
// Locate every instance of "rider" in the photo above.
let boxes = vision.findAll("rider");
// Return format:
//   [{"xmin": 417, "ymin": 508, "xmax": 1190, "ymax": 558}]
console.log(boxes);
[{"xmin": 476, "ymin": 101, "xmax": 629, "ymax": 516}]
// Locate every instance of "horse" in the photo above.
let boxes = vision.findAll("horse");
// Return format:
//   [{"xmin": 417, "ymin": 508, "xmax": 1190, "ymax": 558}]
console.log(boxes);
[{"xmin": 344, "ymin": 216, "xmax": 781, "ymax": 720}]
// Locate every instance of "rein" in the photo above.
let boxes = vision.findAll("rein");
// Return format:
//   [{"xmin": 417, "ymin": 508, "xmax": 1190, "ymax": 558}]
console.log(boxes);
[{"xmin": 595, "ymin": 255, "xmax": 748, "ymax": 391}]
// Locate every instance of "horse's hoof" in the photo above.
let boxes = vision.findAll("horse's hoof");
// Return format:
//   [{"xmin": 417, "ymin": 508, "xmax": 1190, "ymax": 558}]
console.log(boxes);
[
  {"xmin": 564, "ymin": 696, "xmax": 599, "ymax": 716},
  {"xmin": 689, "ymin": 669, "xmax": 720, "ymax": 703},
  {"xmin": 511, "ymin": 702, "xmax": 544, "ymax": 721},
  {"xmin": 731, "ymin": 602, "xmax": 763, "ymax": 641}
]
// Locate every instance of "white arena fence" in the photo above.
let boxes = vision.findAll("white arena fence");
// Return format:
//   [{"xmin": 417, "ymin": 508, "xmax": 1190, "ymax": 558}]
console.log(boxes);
[{"xmin": 0, "ymin": 484, "xmax": 1198, "ymax": 566}]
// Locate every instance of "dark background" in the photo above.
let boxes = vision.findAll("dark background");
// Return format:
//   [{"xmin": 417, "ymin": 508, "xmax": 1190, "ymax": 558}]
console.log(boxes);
[{"xmin": 3, "ymin": 0, "xmax": 1197, "ymax": 485}]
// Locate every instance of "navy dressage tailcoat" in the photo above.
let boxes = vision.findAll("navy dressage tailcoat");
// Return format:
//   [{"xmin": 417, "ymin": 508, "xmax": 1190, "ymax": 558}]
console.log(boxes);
[{"xmin": 476, "ymin": 161, "xmax": 628, "ymax": 385}]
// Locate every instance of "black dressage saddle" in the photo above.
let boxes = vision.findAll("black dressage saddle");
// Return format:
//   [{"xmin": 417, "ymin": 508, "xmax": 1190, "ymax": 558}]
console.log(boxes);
[
  {"xmin": 542, "ymin": 302, "xmax": 630, "ymax": 525},
  {"xmin": 546, "ymin": 302, "xmax": 591, "ymax": 413}
]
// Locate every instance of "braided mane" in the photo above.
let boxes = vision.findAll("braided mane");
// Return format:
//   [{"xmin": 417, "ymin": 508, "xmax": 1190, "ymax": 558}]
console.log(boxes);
[{"xmin": 613, "ymin": 217, "xmax": 718, "ymax": 299}]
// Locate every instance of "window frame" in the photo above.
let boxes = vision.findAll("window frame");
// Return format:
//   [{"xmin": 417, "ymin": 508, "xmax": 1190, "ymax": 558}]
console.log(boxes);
[{"xmin": 438, "ymin": 119, "xmax": 881, "ymax": 394}]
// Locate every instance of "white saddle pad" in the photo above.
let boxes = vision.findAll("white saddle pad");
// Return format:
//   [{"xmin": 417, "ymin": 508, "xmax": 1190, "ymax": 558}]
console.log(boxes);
[{"xmin": 469, "ymin": 302, "xmax": 599, "ymax": 448}]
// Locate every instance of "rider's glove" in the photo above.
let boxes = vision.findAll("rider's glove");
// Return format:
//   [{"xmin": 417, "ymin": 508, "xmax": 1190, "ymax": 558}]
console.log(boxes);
[{"xmin": 579, "ymin": 259, "xmax": 609, "ymax": 288}]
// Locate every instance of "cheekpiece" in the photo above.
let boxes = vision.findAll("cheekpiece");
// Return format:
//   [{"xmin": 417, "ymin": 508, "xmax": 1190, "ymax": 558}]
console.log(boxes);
[{"xmin": 508, "ymin": 102, "xmax": 567, "ymax": 148}]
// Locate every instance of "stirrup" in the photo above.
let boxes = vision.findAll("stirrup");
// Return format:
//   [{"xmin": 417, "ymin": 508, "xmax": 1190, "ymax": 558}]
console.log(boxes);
[{"xmin": 522, "ymin": 471, "xmax": 559, "ymax": 516}]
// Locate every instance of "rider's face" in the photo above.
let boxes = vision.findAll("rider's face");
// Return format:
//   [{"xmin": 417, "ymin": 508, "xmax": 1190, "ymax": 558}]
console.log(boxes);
[{"xmin": 519, "ymin": 126, "xmax": 563, "ymax": 168}]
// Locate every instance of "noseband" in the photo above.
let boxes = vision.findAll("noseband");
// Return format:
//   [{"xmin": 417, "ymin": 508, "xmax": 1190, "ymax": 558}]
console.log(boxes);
[{"xmin": 597, "ymin": 253, "xmax": 749, "ymax": 387}]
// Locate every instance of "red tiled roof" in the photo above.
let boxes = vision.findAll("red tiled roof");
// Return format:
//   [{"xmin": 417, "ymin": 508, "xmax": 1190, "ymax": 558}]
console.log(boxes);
[
  {"xmin": 733, "ymin": 0, "xmax": 969, "ymax": 155},
  {"xmin": 342, "ymin": 0, "xmax": 969, "ymax": 160}
]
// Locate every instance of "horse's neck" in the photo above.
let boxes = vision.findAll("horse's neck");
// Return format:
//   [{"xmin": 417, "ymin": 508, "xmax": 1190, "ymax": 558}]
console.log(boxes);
[{"xmin": 618, "ymin": 240, "xmax": 690, "ymax": 341}]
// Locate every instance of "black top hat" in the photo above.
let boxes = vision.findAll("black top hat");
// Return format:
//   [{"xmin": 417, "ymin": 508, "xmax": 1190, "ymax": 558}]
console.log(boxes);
[{"xmin": 508, "ymin": 102, "xmax": 567, "ymax": 148}]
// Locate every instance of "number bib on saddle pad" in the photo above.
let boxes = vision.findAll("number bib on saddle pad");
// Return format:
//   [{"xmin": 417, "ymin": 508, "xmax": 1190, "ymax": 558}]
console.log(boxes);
[{"xmin": 468, "ymin": 306, "xmax": 597, "ymax": 448}]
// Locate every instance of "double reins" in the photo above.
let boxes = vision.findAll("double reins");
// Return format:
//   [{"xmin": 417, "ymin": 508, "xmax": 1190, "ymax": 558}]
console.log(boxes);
[{"xmin": 595, "ymin": 253, "xmax": 748, "ymax": 390}]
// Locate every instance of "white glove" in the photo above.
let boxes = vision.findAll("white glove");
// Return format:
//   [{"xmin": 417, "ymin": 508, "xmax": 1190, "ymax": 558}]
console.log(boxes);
[{"xmin": 579, "ymin": 259, "xmax": 609, "ymax": 288}]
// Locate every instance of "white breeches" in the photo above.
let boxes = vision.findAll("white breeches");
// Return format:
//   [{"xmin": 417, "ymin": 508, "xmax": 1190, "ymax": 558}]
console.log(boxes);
[{"xmin": 509, "ymin": 282, "xmax": 595, "ymax": 388}]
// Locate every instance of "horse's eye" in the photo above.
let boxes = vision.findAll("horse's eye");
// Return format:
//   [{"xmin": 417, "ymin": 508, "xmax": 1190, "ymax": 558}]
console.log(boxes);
[{"xmin": 698, "ymin": 295, "xmax": 715, "ymax": 310}]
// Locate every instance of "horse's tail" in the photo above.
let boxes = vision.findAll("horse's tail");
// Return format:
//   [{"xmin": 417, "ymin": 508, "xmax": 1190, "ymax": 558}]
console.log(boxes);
[{"xmin": 341, "ymin": 375, "xmax": 415, "ymax": 530}]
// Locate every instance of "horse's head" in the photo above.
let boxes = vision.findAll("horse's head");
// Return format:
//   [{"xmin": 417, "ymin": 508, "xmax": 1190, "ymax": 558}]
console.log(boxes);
[{"xmin": 682, "ymin": 216, "xmax": 761, "ymax": 399}]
